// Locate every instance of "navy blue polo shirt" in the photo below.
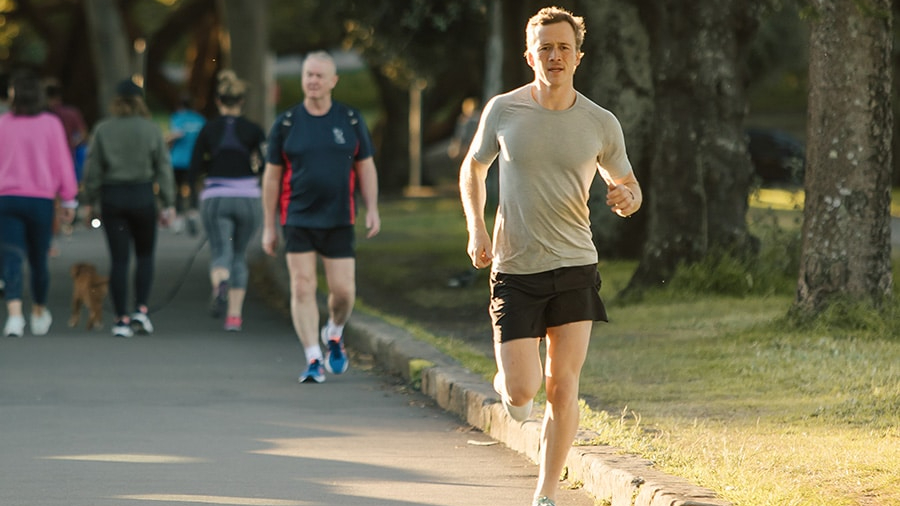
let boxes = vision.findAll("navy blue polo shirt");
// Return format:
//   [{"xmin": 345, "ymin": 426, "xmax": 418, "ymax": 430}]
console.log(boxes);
[{"xmin": 266, "ymin": 101, "xmax": 374, "ymax": 228}]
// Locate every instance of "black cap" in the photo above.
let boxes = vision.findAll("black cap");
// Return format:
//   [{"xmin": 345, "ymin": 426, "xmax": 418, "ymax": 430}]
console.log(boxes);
[{"xmin": 115, "ymin": 79, "xmax": 143, "ymax": 98}]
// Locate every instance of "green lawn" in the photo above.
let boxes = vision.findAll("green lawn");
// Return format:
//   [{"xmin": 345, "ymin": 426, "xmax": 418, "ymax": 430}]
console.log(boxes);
[{"xmin": 354, "ymin": 190, "xmax": 900, "ymax": 506}]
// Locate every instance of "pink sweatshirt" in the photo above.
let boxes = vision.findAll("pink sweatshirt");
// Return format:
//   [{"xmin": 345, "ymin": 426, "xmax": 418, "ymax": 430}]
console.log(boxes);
[{"xmin": 0, "ymin": 112, "xmax": 79, "ymax": 206}]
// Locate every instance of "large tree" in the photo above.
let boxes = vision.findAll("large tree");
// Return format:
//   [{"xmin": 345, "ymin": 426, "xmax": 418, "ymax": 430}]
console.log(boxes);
[
  {"xmin": 82, "ymin": 0, "xmax": 131, "ymax": 117},
  {"xmin": 221, "ymin": 0, "xmax": 270, "ymax": 127},
  {"xmin": 574, "ymin": 0, "xmax": 653, "ymax": 259},
  {"xmin": 624, "ymin": 1, "xmax": 763, "ymax": 293},
  {"xmin": 143, "ymin": 0, "xmax": 223, "ymax": 117},
  {"xmin": 338, "ymin": 0, "xmax": 489, "ymax": 192},
  {"xmin": 7, "ymin": 0, "xmax": 99, "ymax": 122},
  {"xmin": 794, "ymin": 0, "xmax": 893, "ymax": 314}
]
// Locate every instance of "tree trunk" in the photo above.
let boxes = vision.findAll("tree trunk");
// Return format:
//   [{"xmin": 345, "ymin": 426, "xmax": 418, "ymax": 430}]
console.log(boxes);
[
  {"xmin": 794, "ymin": 0, "xmax": 893, "ymax": 314},
  {"xmin": 222, "ymin": 0, "xmax": 271, "ymax": 128},
  {"xmin": 575, "ymin": 0, "xmax": 653, "ymax": 259},
  {"xmin": 145, "ymin": 0, "xmax": 220, "ymax": 115},
  {"xmin": 369, "ymin": 69, "xmax": 410, "ymax": 194},
  {"xmin": 15, "ymin": 0, "xmax": 99, "ymax": 124},
  {"xmin": 626, "ymin": 1, "xmax": 759, "ymax": 292},
  {"xmin": 892, "ymin": 0, "xmax": 900, "ymax": 186},
  {"xmin": 483, "ymin": 0, "xmax": 504, "ymax": 102},
  {"xmin": 499, "ymin": 0, "xmax": 544, "ymax": 91},
  {"xmin": 83, "ymin": 0, "xmax": 133, "ymax": 118}
]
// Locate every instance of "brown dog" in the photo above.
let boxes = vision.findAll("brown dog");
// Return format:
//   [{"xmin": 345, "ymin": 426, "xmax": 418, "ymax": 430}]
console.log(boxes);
[{"xmin": 68, "ymin": 263, "xmax": 109, "ymax": 330}]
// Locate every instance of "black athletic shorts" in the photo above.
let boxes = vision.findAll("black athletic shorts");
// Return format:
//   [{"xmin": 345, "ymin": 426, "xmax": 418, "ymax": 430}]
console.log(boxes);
[
  {"xmin": 283, "ymin": 225, "xmax": 355, "ymax": 258},
  {"xmin": 489, "ymin": 264, "xmax": 607, "ymax": 343}
]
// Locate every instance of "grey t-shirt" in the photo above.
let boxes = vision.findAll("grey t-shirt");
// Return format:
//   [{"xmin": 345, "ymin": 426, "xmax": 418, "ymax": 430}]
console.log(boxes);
[{"xmin": 470, "ymin": 85, "xmax": 633, "ymax": 275}]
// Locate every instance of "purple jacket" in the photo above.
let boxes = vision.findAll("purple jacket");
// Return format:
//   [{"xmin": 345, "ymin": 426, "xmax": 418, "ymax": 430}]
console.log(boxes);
[{"xmin": 0, "ymin": 112, "xmax": 78, "ymax": 206}]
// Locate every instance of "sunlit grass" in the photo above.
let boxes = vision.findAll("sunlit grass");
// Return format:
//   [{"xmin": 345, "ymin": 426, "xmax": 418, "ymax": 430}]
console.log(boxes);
[
  {"xmin": 578, "ymin": 288, "xmax": 900, "ymax": 503},
  {"xmin": 751, "ymin": 186, "xmax": 900, "ymax": 217},
  {"xmin": 352, "ymin": 193, "xmax": 900, "ymax": 506},
  {"xmin": 750, "ymin": 187, "xmax": 805, "ymax": 211}
]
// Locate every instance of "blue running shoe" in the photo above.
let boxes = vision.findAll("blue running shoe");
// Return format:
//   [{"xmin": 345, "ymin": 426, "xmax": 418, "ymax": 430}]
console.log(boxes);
[
  {"xmin": 321, "ymin": 327, "xmax": 348, "ymax": 374},
  {"xmin": 299, "ymin": 359, "xmax": 325, "ymax": 384}
]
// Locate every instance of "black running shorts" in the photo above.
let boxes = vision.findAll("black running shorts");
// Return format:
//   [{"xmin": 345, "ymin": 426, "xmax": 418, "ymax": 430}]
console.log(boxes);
[
  {"xmin": 283, "ymin": 225, "xmax": 355, "ymax": 258},
  {"xmin": 489, "ymin": 264, "xmax": 607, "ymax": 343}
]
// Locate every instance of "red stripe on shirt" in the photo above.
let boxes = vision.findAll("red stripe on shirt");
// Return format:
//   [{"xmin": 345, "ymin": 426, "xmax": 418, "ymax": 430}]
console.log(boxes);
[{"xmin": 279, "ymin": 157, "xmax": 293, "ymax": 226}]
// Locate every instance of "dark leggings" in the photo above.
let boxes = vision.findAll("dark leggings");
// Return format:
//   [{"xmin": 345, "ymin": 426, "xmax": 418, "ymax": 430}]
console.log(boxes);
[
  {"xmin": 100, "ymin": 183, "xmax": 158, "ymax": 317},
  {"xmin": 0, "ymin": 196, "xmax": 54, "ymax": 304}
]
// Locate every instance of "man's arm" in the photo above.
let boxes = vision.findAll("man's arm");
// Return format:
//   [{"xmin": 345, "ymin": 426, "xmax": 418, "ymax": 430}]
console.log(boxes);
[
  {"xmin": 459, "ymin": 154, "xmax": 493, "ymax": 269},
  {"xmin": 260, "ymin": 162, "xmax": 283, "ymax": 256},
  {"xmin": 354, "ymin": 157, "xmax": 380, "ymax": 238}
]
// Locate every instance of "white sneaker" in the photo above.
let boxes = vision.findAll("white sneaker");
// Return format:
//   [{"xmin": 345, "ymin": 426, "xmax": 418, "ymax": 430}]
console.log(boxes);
[
  {"xmin": 4, "ymin": 315, "xmax": 25, "ymax": 337},
  {"xmin": 493, "ymin": 373, "xmax": 533, "ymax": 422},
  {"xmin": 130, "ymin": 311, "xmax": 154, "ymax": 335},
  {"xmin": 112, "ymin": 320, "xmax": 134, "ymax": 338},
  {"xmin": 171, "ymin": 217, "xmax": 185, "ymax": 234},
  {"xmin": 30, "ymin": 309, "xmax": 52, "ymax": 336}
]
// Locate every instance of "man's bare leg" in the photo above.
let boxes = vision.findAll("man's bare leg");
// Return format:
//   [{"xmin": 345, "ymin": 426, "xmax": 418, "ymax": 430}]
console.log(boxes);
[
  {"xmin": 534, "ymin": 320, "xmax": 592, "ymax": 502},
  {"xmin": 286, "ymin": 252, "xmax": 321, "ymax": 355}
]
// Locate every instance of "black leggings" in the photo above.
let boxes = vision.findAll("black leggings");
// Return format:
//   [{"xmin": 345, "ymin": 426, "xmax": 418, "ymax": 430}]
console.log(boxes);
[{"xmin": 100, "ymin": 183, "xmax": 158, "ymax": 318}]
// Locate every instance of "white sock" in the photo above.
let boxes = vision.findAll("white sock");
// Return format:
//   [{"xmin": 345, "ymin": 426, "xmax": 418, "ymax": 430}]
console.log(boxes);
[
  {"xmin": 326, "ymin": 319, "xmax": 345, "ymax": 340},
  {"xmin": 304, "ymin": 346, "xmax": 323, "ymax": 363}
]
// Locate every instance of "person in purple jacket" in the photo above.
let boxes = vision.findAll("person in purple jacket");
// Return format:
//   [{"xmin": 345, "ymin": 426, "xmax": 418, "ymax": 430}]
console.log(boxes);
[{"xmin": 0, "ymin": 69, "xmax": 78, "ymax": 337}]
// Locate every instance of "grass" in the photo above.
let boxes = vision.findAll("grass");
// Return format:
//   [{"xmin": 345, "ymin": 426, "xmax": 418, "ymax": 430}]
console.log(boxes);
[{"xmin": 352, "ymin": 189, "xmax": 900, "ymax": 506}]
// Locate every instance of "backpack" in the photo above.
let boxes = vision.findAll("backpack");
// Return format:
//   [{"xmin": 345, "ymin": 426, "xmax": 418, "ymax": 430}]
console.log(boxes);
[
  {"xmin": 213, "ymin": 117, "xmax": 249, "ymax": 158},
  {"xmin": 277, "ymin": 105, "xmax": 364, "ymax": 152}
]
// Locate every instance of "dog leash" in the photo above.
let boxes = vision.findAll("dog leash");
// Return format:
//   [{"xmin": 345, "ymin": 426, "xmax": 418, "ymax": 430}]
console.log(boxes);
[
  {"xmin": 148, "ymin": 233, "xmax": 209, "ymax": 314},
  {"xmin": 2, "ymin": 232, "xmax": 208, "ymax": 316}
]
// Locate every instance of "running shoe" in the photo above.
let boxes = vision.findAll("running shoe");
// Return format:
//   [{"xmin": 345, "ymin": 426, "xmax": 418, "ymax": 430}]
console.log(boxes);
[
  {"xmin": 186, "ymin": 215, "xmax": 200, "ymax": 237},
  {"xmin": 4, "ymin": 315, "xmax": 25, "ymax": 337},
  {"xmin": 321, "ymin": 327, "xmax": 348, "ymax": 374},
  {"xmin": 210, "ymin": 280, "xmax": 228, "ymax": 318},
  {"xmin": 130, "ymin": 311, "xmax": 154, "ymax": 335},
  {"xmin": 30, "ymin": 309, "xmax": 52, "ymax": 336},
  {"xmin": 171, "ymin": 217, "xmax": 185, "ymax": 234},
  {"xmin": 533, "ymin": 497, "xmax": 555, "ymax": 506},
  {"xmin": 299, "ymin": 359, "xmax": 326, "ymax": 384},
  {"xmin": 224, "ymin": 316, "xmax": 242, "ymax": 332},
  {"xmin": 113, "ymin": 320, "xmax": 134, "ymax": 338},
  {"xmin": 493, "ymin": 373, "xmax": 533, "ymax": 422}
]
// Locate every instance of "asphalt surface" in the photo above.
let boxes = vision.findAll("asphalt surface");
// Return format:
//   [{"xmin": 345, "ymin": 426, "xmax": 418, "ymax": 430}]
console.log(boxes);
[{"xmin": 0, "ymin": 225, "xmax": 598, "ymax": 506}]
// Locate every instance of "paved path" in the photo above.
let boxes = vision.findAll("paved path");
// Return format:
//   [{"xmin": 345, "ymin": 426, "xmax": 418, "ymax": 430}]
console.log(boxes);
[{"xmin": 0, "ymin": 226, "xmax": 595, "ymax": 506}]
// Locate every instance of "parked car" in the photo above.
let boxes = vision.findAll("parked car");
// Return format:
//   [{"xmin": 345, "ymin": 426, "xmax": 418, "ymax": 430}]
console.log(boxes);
[{"xmin": 747, "ymin": 127, "xmax": 805, "ymax": 185}]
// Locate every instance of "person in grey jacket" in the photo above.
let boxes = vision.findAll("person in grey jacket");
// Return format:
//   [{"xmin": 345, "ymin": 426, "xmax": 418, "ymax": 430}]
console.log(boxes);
[{"xmin": 81, "ymin": 79, "xmax": 176, "ymax": 338}]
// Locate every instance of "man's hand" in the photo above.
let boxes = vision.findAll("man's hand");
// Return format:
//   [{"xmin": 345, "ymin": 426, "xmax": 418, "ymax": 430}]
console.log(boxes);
[
  {"xmin": 599, "ymin": 166, "xmax": 642, "ymax": 218},
  {"xmin": 467, "ymin": 229, "xmax": 493, "ymax": 269},
  {"xmin": 365, "ymin": 209, "xmax": 381, "ymax": 238},
  {"xmin": 606, "ymin": 183, "xmax": 638, "ymax": 218},
  {"xmin": 261, "ymin": 228, "xmax": 278, "ymax": 257}
]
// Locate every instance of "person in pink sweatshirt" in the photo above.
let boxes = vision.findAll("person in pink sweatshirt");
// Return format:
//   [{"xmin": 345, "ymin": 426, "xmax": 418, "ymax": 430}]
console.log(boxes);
[{"xmin": 0, "ymin": 69, "xmax": 78, "ymax": 337}]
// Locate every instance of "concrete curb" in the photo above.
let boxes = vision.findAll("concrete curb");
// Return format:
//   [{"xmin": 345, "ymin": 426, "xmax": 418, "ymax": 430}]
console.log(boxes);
[{"xmin": 257, "ymin": 252, "xmax": 732, "ymax": 506}]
